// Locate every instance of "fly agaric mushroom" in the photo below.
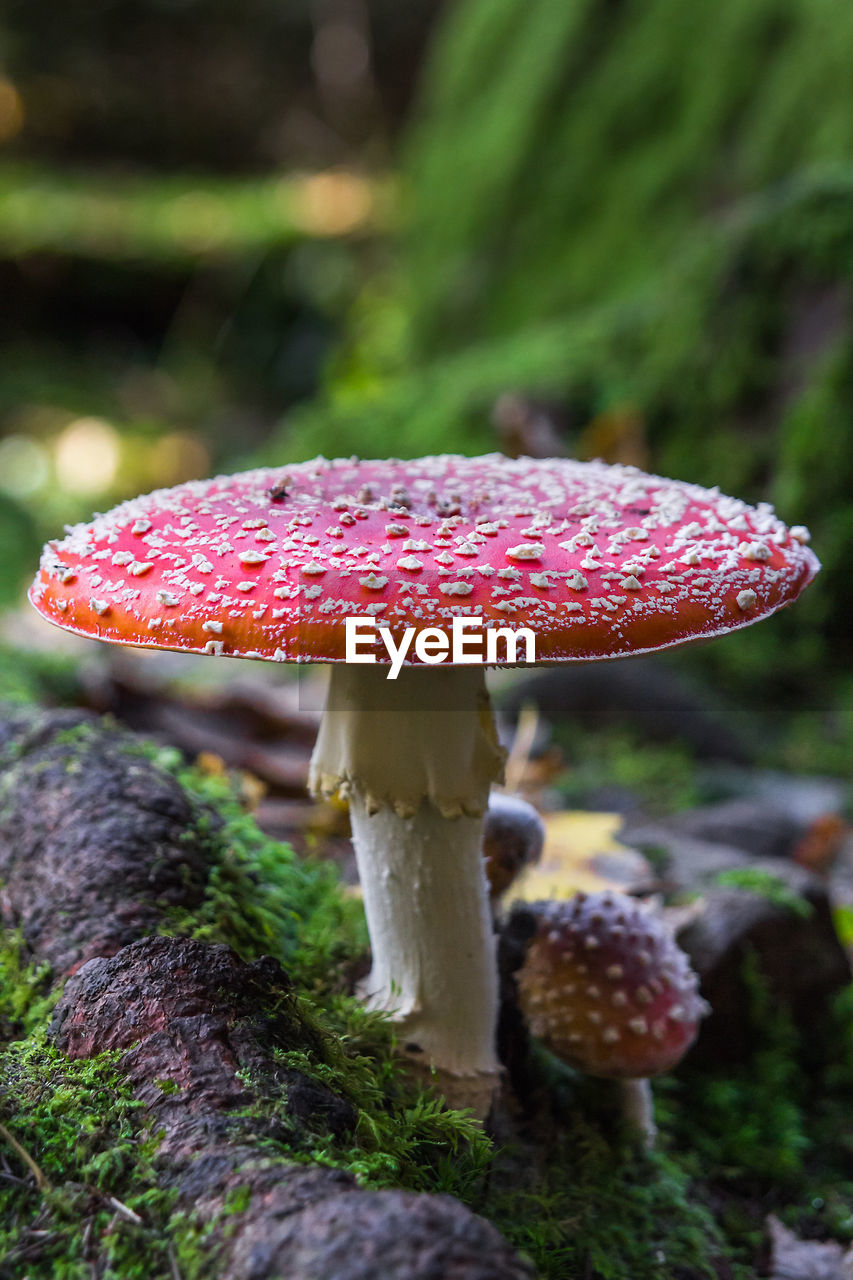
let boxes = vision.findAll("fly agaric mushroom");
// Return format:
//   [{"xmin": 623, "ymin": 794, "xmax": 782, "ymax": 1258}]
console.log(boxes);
[
  {"xmin": 513, "ymin": 892, "xmax": 707, "ymax": 1144},
  {"xmin": 29, "ymin": 454, "xmax": 818, "ymax": 1115},
  {"xmin": 482, "ymin": 793, "xmax": 546, "ymax": 904}
]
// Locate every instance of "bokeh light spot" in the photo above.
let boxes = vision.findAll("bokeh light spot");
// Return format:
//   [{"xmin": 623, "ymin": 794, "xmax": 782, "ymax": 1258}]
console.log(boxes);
[
  {"xmin": 0, "ymin": 435, "xmax": 50, "ymax": 498},
  {"xmin": 55, "ymin": 418, "xmax": 121, "ymax": 495},
  {"xmin": 149, "ymin": 432, "xmax": 210, "ymax": 485},
  {"xmin": 291, "ymin": 171, "xmax": 373, "ymax": 236},
  {"xmin": 0, "ymin": 78, "xmax": 24, "ymax": 143}
]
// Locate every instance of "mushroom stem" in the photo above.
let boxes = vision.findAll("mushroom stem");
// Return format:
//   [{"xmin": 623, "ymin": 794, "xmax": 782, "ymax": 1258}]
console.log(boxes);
[
  {"xmin": 619, "ymin": 1078, "xmax": 656, "ymax": 1147},
  {"xmin": 310, "ymin": 663, "xmax": 506, "ymax": 1108},
  {"xmin": 349, "ymin": 793, "xmax": 498, "ymax": 1076}
]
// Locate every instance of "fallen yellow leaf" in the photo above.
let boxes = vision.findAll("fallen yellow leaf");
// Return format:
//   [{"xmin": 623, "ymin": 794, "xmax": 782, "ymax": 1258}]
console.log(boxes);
[{"xmin": 508, "ymin": 811, "xmax": 651, "ymax": 903}]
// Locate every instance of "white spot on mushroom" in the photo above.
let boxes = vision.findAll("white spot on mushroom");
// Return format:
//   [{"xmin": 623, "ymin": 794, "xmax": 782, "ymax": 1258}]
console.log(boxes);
[
  {"xmin": 506, "ymin": 543, "xmax": 545, "ymax": 561},
  {"xmin": 439, "ymin": 581, "xmax": 474, "ymax": 596},
  {"xmin": 737, "ymin": 589, "xmax": 758, "ymax": 610},
  {"xmin": 202, "ymin": 620, "xmax": 223, "ymax": 634},
  {"xmin": 360, "ymin": 573, "xmax": 389, "ymax": 591},
  {"xmin": 396, "ymin": 556, "xmax": 423, "ymax": 572},
  {"xmin": 156, "ymin": 590, "xmax": 180, "ymax": 607},
  {"xmin": 238, "ymin": 550, "xmax": 268, "ymax": 566}
]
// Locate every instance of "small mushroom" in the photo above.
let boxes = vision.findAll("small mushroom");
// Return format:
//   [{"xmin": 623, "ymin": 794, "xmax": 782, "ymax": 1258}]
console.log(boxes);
[
  {"xmin": 514, "ymin": 892, "xmax": 708, "ymax": 1144},
  {"xmin": 482, "ymin": 793, "xmax": 546, "ymax": 904},
  {"xmin": 28, "ymin": 454, "xmax": 818, "ymax": 1117}
]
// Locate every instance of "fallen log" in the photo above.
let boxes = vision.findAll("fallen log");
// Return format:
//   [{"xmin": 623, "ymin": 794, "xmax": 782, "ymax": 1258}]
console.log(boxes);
[
  {"xmin": 0, "ymin": 706, "xmax": 534, "ymax": 1280},
  {"xmin": 51, "ymin": 935, "xmax": 533, "ymax": 1280}
]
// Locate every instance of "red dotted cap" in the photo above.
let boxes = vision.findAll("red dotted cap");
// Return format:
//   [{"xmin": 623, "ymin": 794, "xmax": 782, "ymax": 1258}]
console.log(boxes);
[
  {"xmin": 29, "ymin": 454, "xmax": 819, "ymax": 663},
  {"xmin": 516, "ymin": 893, "xmax": 708, "ymax": 1079}
]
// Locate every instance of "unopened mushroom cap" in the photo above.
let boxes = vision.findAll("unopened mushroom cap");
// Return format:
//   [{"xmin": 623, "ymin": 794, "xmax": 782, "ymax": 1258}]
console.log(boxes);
[
  {"xmin": 483, "ymin": 793, "xmax": 546, "ymax": 900},
  {"xmin": 515, "ymin": 892, "xmax": 707, "ymax": 1078},
  {"xmin": 29, "ymin": 454, "xmax": 819, "ymax": 663}
]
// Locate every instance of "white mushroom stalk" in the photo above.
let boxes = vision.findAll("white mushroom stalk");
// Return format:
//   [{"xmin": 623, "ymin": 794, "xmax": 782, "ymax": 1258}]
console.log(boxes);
[
  {"xmin": 619, "ymin": 1079, "xmax": 656, "ymax": 1148},
  {"xmin": 309, "ymin": 663, "xmax": 506, "ymax": 1112}
]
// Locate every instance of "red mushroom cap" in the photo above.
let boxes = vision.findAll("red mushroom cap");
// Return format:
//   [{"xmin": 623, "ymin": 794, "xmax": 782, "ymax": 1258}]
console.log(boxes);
[
  {"xmin": 29, "ymin": 454, "xmax": 819, "ymax": 663},
  {"xmin": 515, "ymin": 893, "xmax": 707, "ymax": 1078}
]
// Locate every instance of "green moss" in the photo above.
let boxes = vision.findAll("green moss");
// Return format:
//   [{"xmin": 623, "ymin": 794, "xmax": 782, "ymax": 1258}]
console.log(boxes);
[
  {"xmin": 713, "ymin": 868, "xmax": 815, "ymax": 918},
  {"xmin": 0, "ymin": 647, "xmax": 79, "ymax": 709},
  {"xmin": 134, "ymin": 742, "xmax": 368, "ymax": 992},
  {"xmin": 658, "ymin": 952, "xmax": 853, "ymax": 1259},
  {"xmin": 485, "ymin": 1125, "xmax": 738, "ymax": 1280},
  {"xmin": 0, "ymin": 932, "xmax": 57, "ymax": 1041},
  {"xmin": 221, "ymin": 1185, "xmax": 252, "ymax": 1216},
  {"xmin": 551, "ymin": 725, "xmax": 702, "ymax": 815},
  {"xmin": 0, "ymin": 1034, "xmax": 188, "ymax": 1279},
  {"xmin": 664, "ymin": 952, "xmax": 808, "ymax": 1184}
]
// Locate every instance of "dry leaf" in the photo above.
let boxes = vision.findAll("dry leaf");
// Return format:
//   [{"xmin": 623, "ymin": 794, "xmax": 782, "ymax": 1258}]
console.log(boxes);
[{"xmin": 508, "ymin": 811, "xmax": 651, "ymax": 903}]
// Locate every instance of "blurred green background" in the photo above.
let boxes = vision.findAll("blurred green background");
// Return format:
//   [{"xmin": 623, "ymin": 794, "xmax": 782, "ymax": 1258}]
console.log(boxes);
[{"xmin": 1, "ymin": 0, "xmax": 852, "ymax": 770}]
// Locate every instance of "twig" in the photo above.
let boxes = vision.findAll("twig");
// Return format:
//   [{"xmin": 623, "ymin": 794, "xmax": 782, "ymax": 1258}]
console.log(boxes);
[
  {"xmin": 168, "ymin": 1243, "xmax": 184, "ymax": 1280},
  {"xmin": 0, "ymin": 1120, "xmax": 50, "ymax": 1191},
  {"xmin": 504, "ymin": 701, "xmax": 540, "ymax": 794},
  {"xmin": 107, "ymin": 1195, "xmax": 144, "ymax": 1225}
]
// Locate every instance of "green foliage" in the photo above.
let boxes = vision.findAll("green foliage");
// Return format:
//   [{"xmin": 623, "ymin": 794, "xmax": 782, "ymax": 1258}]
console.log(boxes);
[
  {"xmin": 552, "ymin": 724, "xmax": 702, "ymax": 815},
  {"xmin": 0, "ymin": 163, "xmax": 387, "ymax": 266},
  {"xmin": 0, "ymin": 650, "xmax": 80, "ymax": 708},
  {"xmin": 660, "ymin": 951, "xmax": 847, "ymax": 1202},
  {"xmin": 713, "ymin": 868, "xmax": 814, "ymax": 918},
  {"xmin": 402, "ymin": 0, "xmax": 853, "ymax": 356},
  {"xmin": 657, "ymin": 961, "xmax": 853, "ymax": 1262},
  {"xmin": 0, "ymin": 495, "xmax": 39, "ymax": 610},
  {"xmin": 0, "ymin": 933, "xmax": 57, "ymax": 1040},
  {"xmin": 485, "ymin": 1121, "xmax": 734, "ymax": 1280},
  {"xmin": 774, "ymin": 675, "xmax": 853, "ymax": 780}
]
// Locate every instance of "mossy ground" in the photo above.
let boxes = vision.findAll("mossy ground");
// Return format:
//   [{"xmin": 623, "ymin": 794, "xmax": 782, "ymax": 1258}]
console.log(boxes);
[{"xmin": 1, "ymin": 714, "xmax": 852, "ymax": 1277}]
